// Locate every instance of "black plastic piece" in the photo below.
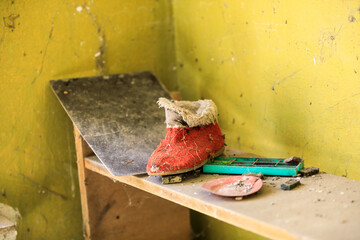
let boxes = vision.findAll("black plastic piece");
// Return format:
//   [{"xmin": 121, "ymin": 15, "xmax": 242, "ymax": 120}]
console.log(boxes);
[
  {"xmin": 299, "ymin": 167, "xmax": 319, "ymax": 177},
  {"xmin": 281, "ymin": 179, "xmax": 300, "ymax": 190}
]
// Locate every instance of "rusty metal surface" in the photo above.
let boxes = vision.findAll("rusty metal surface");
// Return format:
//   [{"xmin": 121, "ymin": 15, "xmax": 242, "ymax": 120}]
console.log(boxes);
[{"xmin": 50, "ymin": 72, "xmax": 170, "ymax": 176}]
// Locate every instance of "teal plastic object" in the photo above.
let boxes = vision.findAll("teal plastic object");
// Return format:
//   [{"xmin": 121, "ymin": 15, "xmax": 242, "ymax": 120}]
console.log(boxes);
[{"xmin": 203, "ymin": 157, "xmax": 304, "ymax": 176}]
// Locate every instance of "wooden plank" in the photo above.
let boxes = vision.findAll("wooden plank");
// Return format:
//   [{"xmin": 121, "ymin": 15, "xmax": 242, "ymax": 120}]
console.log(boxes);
[
  {"xmin": 84, "ymin": 169, "xmax": 191, "ymax": 240},
  {"xmin": 74, "ymin": 126, "xmax": 92, "ymax": 239},
  {"xmin": 75, "ymin": 126, "xmax": 192, "ymax": 240},
  {"xmin": 84, "ymin": 151, "xmax": 360, "ymax": 240}
]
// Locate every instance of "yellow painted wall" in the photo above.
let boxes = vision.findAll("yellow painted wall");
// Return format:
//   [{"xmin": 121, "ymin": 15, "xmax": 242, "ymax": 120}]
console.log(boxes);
[
  {"xmin": 171, "ymin": 0, "xmax": 359, "ymax": 239},
  {"xmin": 172, "ymin": 0, "xmax": 360, "ymax": 179},
  {"xmin": 1, "ymin": 0, "xmax": 359, "ymax": 239},
  {"xmin": 0, "ymin": 0, "xmax": 176, "ymax": 239}
]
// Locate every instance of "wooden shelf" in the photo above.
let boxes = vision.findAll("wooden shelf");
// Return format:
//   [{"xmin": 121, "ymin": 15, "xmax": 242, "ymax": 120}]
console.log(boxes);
[
  {"xmin": 74, "ymin": 128, "xmax": 192, "ymax": 240},
  {"xmin": 72, "ymin": 124, "xmax": 360, "ymax": 240},
  {"xmin": 84, "ymin": 154, "xmax": 360, "ymax": 240},
  {"xmin": 51, "ymin": 75, "xmax": 360, "ymax": 240}
]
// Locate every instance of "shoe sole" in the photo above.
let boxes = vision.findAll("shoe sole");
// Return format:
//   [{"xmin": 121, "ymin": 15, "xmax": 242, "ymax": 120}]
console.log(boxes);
[{"xmin": 148, "ymin": 146, "xmax": 225, "ymax": 176}]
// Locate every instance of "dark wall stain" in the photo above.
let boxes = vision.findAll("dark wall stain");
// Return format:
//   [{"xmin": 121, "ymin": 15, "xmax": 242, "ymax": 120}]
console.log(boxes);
[
  {"xmin": 96, "ymin": 202, "xmax": 114, "ymax": 225},
  {"xmin": 348, "ymin": 15, "xmax": 356, "ymax": 22},
  {"xmin": 83, "ymin": 7, "xmax": 106, "ymax": 74},
  {"xmin": 96, "ymin": 32, "xmax": 106, "ymax": 74},
  {"xmin": 342, "ymin": 169, "xmax": 348, "ymax": 178},
  {"xmin": 19, "ymin": 173, "xmax": 67, "ymax": 200},
  {"xmin": 31, "ymin": 22, "xmax": 54, "ymax": 84},
  {"xmin": 1, "ymin": 189, "xmax": 6, "ymax": 198},
  {"xmin": 3, "ymin": 14, "xmax": 20, "ymax": 30}
]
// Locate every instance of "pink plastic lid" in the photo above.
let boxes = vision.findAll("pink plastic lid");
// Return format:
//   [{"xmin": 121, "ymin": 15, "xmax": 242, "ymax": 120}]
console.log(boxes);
[{"xmin": 202, "ymin": 175, "xmax": 263, "ymax": 197}]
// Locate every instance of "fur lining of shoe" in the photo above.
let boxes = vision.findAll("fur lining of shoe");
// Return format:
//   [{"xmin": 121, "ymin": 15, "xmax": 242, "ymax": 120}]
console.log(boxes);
[{"xmin": 158, "ymin": 98, "xmax": 218, "ymax": 128}]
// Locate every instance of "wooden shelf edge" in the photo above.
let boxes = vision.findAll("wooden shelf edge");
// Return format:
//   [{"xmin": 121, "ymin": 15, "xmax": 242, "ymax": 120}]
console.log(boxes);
[{"xmin": 84, "ymin": 157, "xmax": 300, "ymax": 240}]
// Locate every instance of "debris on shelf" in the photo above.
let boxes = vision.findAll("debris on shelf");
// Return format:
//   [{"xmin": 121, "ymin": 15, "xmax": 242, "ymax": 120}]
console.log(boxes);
[
  {"xmin": 201, "ymin": 175, "xmax": 263, "ymax": 199},
  {"xmin": 299, "ymin": 167, "xmax": 319, "ymax": 177},
  {"xmin": 281, "ymin": 178, "xmax": 301, "ymax": 190},
  {"xmin": 242, "ymin": 172, "xmax": 265, "ymax": 180}
]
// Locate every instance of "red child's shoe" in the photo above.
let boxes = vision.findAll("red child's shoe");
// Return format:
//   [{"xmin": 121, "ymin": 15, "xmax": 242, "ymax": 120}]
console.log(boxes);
[{"xmin": 147, "ymin": 98, "xmax": 225, "ymax": 176}]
